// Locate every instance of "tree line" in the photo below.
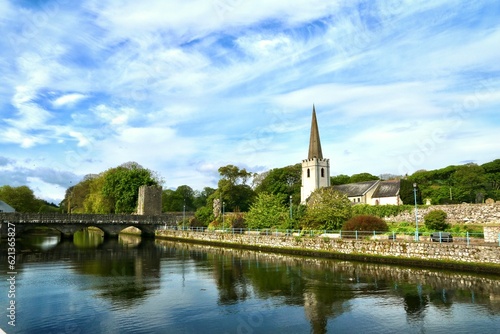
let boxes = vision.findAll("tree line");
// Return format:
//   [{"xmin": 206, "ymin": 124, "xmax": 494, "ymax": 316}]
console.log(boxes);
[{"xmin": 1, "ymin": 160, "xmax": 498, "ymax": 231}]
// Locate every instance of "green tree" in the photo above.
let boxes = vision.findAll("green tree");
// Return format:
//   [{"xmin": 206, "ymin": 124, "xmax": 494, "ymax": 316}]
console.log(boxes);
[
  {"xmin": 193, "ymin": 187, "xmax": 216, "ymax": 209},
  {"xmin": 482, "ymin": 159, "xmax": 500, "ymax": 200},
  {"xmin": 330, "ymin": 174, "xmax": 350, "ymax": 185},
  {"xmin": 349, "ymin": 173, "xmax": 379, "ymax": 183},
  {"xmin": 302, "ymin": 187, "xmax": 352, "ymax": 230},
  {"xmin": 215, "ymin": 165, "xmax": 256, "ymax": 212},
  {"xmin": 83, "ymin": 174, "xmax": 114, "ymax": 213},
  {"xmin": 245, "ymin": 192, "xmax": 289, "ymax": 229},
  {"xmin": 451, "ymin": 163, "xmax": 486, "ymax": 203},
  {"xmin": 0, "ymin": 185, "xmax": 42, "ymax": 212},
  {"xmin": 400, "ymin": 179, "xmax": 423, "ymax": 205},
  {"xmin": 162, "ymin": 185, "xmax": 195, "ymax": 212},
  {"xmin": 102, "ymin": 162, "xmax": 160, "ymax": 213},
  {"xmin": 254, "ymin": 164, "xmax": 301, "ymax": 204}
]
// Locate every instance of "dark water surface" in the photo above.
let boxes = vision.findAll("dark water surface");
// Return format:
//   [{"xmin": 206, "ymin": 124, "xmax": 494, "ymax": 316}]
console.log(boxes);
[{"xmin": 1, "ymin": 230, "xmax": 500, "ymax": 334}]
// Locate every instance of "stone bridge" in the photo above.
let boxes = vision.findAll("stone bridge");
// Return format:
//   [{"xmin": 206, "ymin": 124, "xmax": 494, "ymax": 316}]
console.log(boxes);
[{"xmin": 0, "ymin": 212, "xmax": 183, "ymax": 239}]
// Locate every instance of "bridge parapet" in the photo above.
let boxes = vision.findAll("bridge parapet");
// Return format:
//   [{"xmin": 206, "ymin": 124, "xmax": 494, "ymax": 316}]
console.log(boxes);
[{"xmin": 0, "ymin": 212, "xmax": 173, "ymax": 224}]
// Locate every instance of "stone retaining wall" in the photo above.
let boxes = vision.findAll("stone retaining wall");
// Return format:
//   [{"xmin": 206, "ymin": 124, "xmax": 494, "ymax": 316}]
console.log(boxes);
[
  {"xmin": 484, "ymin": 225, "xmax": 500, "ymax": 243},
  {"xmin": 156, "ymin": 230, "xmax": 500, "ymax": 268},
  {"xmin": 384, "ymin": 203, "xmax": 500, "ymax": 224}
]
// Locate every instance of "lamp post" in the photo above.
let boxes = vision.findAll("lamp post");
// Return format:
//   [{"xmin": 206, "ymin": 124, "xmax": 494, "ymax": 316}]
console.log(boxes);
[
  {"xmin": 413, "ymin": 183, "xmax": 419, "ymax": 241},
  {"xmin": 183, "ymin": 199, "xmax": 186, "ymax": 231},
  {"xmin": 222, "ymin": 201, "xmax": 225, "ymax": 231},
  {"xmin": 289, "ymin": 195, "xmax": 293, "ymax": 220}
]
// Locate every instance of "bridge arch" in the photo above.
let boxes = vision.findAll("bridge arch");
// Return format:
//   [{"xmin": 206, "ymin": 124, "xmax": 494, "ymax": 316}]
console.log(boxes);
[{"xmin": 1, "ymin": 213, "xmax": 164, "ymax": 239}]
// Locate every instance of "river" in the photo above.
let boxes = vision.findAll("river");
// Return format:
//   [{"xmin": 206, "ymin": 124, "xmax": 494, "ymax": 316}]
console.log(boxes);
[{"xmin": 1, "ymin": 229, "xmax": 500, "ymax": 333}]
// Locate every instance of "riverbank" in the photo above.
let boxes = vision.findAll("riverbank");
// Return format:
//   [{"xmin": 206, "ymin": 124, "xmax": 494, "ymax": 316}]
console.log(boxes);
[{"xmin": 156, "ymin": 229, "xmax": 500, "ymax": 274}]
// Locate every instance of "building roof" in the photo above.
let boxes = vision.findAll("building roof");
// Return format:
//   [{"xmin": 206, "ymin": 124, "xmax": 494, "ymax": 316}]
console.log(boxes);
[
  {"xmin": 333, "ymin": 180, "xmax": 379, "ymax": 197},
  {"xmin": 372, "ymin": 180, "xmax": 400, "ymax": 198},
  {"xmin": 0, "ymin": 200, "xmax": 15, "ymax": 212},
  {"xmin": 307, "ymin": 105, "xmax": 323, "ymax": 160}
]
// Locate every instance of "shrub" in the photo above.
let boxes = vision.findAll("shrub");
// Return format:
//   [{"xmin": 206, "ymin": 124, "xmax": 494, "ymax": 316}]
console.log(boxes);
[
  {"xmin": 342, "ymin": 215, "xmax": 389, "ymax": 232},
  {"xmin": 245, "ymin": 192, "xmax": 289, "ymax": 229},
  {"xmin": 424, "ymin": 210, "xmax": 449, "ymax": 231},
  {"xmin": 226, "ymin": 212, "xmax": 246, "ymax": 229},
  {"xmin": 302, "ymin": 188, "xmax": 352, "ymax": 230}
]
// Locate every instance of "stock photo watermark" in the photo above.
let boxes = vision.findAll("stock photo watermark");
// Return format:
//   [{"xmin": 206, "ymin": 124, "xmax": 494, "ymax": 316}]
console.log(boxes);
[{"xmin": 5, "ymin": 222, "xmax": 17, "ymax": 328}]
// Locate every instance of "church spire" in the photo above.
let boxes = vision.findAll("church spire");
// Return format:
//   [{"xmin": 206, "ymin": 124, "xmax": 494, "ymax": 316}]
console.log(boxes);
[{"xmin": 308, "ymin": 105, "xmax": 323, "ymax": 160}]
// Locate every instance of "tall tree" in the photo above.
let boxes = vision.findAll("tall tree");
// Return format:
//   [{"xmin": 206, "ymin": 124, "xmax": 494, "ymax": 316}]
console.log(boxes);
[
  {"xmin": 102, "ymin": 162, "xmax": 160, "ymax": 213},
  {"xmin": 330, "ymin": 174, "xmax": 350, "ymax": 185},
  {"xmin": 215, "ymin": 165, "xmax": 256, "ymax": 212},
  {"xmin": 349, "ymin": 173, "xmax": 379, "ymax": 183},
  {"xmin": 0, "ymin": 185, "xmax": 41, "ymax": 212},
  {"xmin": 451, "ymin": 163, "xmax": 487, "ymax": 203},
  {"xmin": 162, "ymin": 185, "xmax": 195, "ymax": 212},
  {"xmin": 254, "ymin": 164, "xmax": 301, "ymax": 204}
]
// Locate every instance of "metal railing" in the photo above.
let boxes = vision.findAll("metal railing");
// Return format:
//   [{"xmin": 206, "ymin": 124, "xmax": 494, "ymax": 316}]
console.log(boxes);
[{"xmin": 158, "ymin": 225, "xmax": 496, "ymax": 245}]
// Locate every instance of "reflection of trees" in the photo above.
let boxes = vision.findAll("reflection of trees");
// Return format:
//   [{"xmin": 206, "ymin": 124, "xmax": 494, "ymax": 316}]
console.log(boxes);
[
  {"xmin": 156, "ymin": 241, "xmax": 500, "ymax": 333},
  {"xmin": 209, "ymin": 252, "xmax": 249, "ymax": 305},
  {"xmin": 402, "ymin": 284, "xmax": 428, "ymax": 323},
  {"xmin": 15, "ymin": 233, "xmax": 162, "ymax": 307}
]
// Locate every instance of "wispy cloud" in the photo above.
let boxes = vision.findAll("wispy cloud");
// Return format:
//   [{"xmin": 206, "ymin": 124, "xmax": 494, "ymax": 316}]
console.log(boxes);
[{"xmin": 0, "ymin": 0, "xmax": 499, "ymax": 201}]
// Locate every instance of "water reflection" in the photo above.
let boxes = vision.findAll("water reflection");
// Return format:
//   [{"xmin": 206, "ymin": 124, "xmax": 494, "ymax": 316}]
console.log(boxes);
[
  {"xmin": 155, "ymin": 240, "xmax": 500, "ymax": 334},
  {"xmin": 2, "ymin": 234, "xmax": 500, "ymax": 333},
  {"xmin": 73, "ymin": 228, "xmax": 104, "ymax": 248},
  {"xmin": 19, "ymin": 232, "xmax": 60, "ymax": 251}
]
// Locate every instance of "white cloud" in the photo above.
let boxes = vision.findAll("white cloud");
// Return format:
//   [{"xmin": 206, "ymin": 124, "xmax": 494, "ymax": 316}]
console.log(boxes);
[
  {"xmin": 52, "ymin": 93, "xmax": 87, "ymax": 108},
  {"xmin": 0, "ymin": 0, "xmax": 499, "ymax": 201}
]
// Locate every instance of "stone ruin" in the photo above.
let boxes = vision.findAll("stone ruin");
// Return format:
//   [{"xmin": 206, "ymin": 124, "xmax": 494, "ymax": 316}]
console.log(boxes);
[{"xmin": 136, "ymin": 185, "xmax": 162, "ymax": 215}]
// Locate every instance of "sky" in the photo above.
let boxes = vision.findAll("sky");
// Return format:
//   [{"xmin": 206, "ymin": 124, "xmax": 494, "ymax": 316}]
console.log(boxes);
[{"xmin": 1, "ymin": 0, "xmax": 499, "ymax": 203}]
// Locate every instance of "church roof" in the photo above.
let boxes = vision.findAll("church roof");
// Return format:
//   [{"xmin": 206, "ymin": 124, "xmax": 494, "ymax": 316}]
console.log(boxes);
[
  {"xmin": 308, "ymin": 105, "xmax": 323, "ymax": 160},
  {"xmin": 372, "ymin": 180, "xmax": 400, "ymax": 198},
  {"xmin": 333, "ymin": 180, "xmax": 379, "ymax": 197},
  {"xmin": 0, "ymin": 200, "xmax": 15, "ymax": 212}
]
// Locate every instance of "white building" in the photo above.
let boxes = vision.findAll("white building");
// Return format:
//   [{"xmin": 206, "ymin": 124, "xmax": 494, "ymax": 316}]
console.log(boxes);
[
  {"xmin": 300, "ymin": 106, "xmax": 402, "ymax": 205},
  {"xmin": 300, "ymin": 106, "xmax": 330, "ymax": 204}
]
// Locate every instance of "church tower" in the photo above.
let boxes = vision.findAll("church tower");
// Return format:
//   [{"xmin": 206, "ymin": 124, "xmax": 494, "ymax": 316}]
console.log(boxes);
[{"xmin": 301, "ymin": 105, "xmax": 330, "ymax": 204}]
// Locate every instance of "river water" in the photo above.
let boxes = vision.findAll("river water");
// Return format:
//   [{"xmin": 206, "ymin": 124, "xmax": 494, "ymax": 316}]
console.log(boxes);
[{"xmin": 1, "ymin": 230, "xmax": 500, "ymax": 334}]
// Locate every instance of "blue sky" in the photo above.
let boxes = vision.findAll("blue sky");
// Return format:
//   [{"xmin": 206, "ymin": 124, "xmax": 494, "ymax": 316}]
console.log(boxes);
[{"xmin": 1, "ymin": 0, "xmax": 499, "ymax": 203}]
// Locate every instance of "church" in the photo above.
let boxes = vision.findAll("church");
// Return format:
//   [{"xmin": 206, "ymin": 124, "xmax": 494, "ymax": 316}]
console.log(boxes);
[{"xmin": 300, "ymin": 106, "xmax": 402, "ymax": 205}]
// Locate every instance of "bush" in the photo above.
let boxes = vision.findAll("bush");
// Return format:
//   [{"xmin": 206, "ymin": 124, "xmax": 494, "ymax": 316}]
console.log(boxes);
[
  {"xmin": 226, "ymin": 212, "xmax": 246, "ymax": 229},
  {"xmin": 302, "ymin": 188, "xmax": 352, "ymax": 230},
  {"xmin": 342, "ymin": 215, "xmax": 389, "ymax": 232},
  {"xmin": 424, "ymin": 210, "xmax": 449, "ymax": 231},
  {"xmin": 245, "ymin": 193, "xmax": 289, "ymax": 229}
]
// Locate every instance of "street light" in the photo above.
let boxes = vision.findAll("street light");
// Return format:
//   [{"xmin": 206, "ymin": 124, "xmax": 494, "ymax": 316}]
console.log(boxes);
[
  {"xmin": 413, "ymin": 183, "xmax": 419, "ymax": 241},
  {"xmin": 183, "ymin": 199, "xmax": 186, "ymax": 231},
  {"xmin": 222, "ymin": 201, "xmax": 225, "ymax": 231},
  {"xmin": 289, "ymin": 195, "xmax": 293, "ymax": 220}
]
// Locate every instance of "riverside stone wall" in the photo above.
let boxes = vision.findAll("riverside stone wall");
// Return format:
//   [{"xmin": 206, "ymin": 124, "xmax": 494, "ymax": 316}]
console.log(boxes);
[
  {"xmin": 156, "ymin": 230, "xmax": 500, "ymax": 268},
  {"xmin": 384, "ymin": 203, "xmax": 500, "ymax": 224}
]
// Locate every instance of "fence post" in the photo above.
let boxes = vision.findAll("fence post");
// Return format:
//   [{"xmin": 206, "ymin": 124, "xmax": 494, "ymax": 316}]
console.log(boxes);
[
  {"xmin": 466, "ymin": 232, "xmax": 469, "ymax": 246},
  {"xmin": 355, "ymin": 230, "xmax": 358, "ymax": 240},
  {"xmin": 392, "ymin": 231, "xmax": 395, "ymax": 241}
]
